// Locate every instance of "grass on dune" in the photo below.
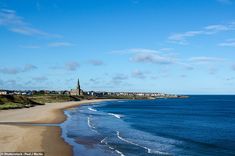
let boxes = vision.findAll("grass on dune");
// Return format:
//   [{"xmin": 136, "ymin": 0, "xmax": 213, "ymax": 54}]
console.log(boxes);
[
  {"xmin": 0, "ymin": 94, "xmax": 81, "ymax": 110},
  {"xmin": 0, "ymin": 95, "xmax": 44, "ymax": 110},
  {"xmin": 28, "ymin": 94, "xmax": 81, "ymax": 103}
]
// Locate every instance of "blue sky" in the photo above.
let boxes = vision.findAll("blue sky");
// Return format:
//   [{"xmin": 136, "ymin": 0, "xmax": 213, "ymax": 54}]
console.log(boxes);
[{"xmin": 0, "ymin": 0, "xmax": 235, "ymax": 94}]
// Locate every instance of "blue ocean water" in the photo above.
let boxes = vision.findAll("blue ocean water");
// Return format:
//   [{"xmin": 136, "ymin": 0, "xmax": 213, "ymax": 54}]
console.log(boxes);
[{"xmin": 60, "ymin": 96, "xmax": 235, "ymax": 156}]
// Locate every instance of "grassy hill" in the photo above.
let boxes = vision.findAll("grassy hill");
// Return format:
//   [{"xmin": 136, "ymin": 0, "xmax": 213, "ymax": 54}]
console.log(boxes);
[
  {"xmin": 0, "ymin": 94, "xmax": 81, "ymax": 110},
  {"xmin": 28, "ymin": 94, "xmax": 81, "ymax": 103},
  {"xmin": 0, "ymin": 95, "xmax": 44, "ymax": 110}
]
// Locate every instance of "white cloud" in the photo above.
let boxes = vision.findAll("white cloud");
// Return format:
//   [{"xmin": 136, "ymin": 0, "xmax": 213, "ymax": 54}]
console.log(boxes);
[
  {"xmin": 168, "ymin": 31, "xmax": 203, "ymax": 44},
  {"xmin": 89, "ymin": 78, "xmax": 100, "ymax": 84},
  {"xmin": 20, "ymin": 42, "xmax": 73, "ymax": 48},
  {"xmin": 111, "ymin": 48, "xmax": 162, "ymax": 55},
  {"xmin": 168, "ymin": 22, "xmax": 235, "ymax": 44},
  {"xmin": 130, "ymin": 49, "xmax": 175, "ymax": 64},
  {"xmin": 232, "ymin": 64, "xmax": 235, "ymax": 71},
  {"xmin": 110, "ymin": 48, "xmax": 174, "ymax": 56},
  {"xmin": 112, "ymin": 48, "xmax": 228, "ymax": 76},
  {"xmin": 10, "ymin": 27, "xmax": 49, "ymax": 36},
  {"xmin": 0, "ymin": 67, "xmax": 21, "ymax": 74},
  {"xmin": 226, "ymin": 77, "xmax": 235, "ymax": 81},
  {"xmin": 204, "ymin": 24, "xmax": 230, "ymax": 32},
  {"xmin": 180, "ymin": 74, "xmax": 187, "ymax": 78},
  {"xmin": 0, "ymin": 9, "xmax": 61, "ymax": 37},
  {"xmin": 177, "ymin": 62, "xmax": 194, "ymax": 70},
  {"xmin": 112, "ymin": 74, "xmax": 128, "ymax": 81},
  {"xmin": 32, "ymin": 76, "xmax": 48, "ymax": 82},
  {"xmin": 219, "ymin": 39, "xmax": 235, "ymax": 47},
  {"xmin": 0, "ymin": 64, "xmax": 37, "ymax": 74},
  {"xmin": 0, "ymin": 78, "xmax": 50, "ymax": 90},
  {"xmin": 20, "ymin": 45, "xmax": 41, "ymax": 49},
  {"xmin": 88, "ymin": 60, "xmax": 104, "ymax": 66},
  {"xmin": 158, "ymin": 48, "xmax": 173, "ymax": 51},
  {"xmin": 189, "ymin": 56, "xmax": 225, "ymax": 63},
  {"xmin": 65, "ymin": 61, "xmax": 79, "ymax": 71},
  {"xmin": 208, "ymin": 67, "xmax": 219, "ymax": 75},
  {"xmin": 129, "ymin": 48, "xmax": 159, "ymax": 53},
  {"xmin": 217, "ymin": 0, "xmax": 233, "ymax": 4},
  {"xmin": 132, "ymin": 69, "xmax": 147, "ymax": 79},
  {"xmin": 36, "ymin": 1, "xmax": 41, "ymax": 11},
  {"xmin": 22, "ymin": 64, "xmax": 37, "ymax": 72},
  {"xmin": 48, "ymin": 42, "xmax": 74, "ymax": 47},
  {"xmin": 111, "ymin": 74, "xmax": 129, "ymax": 85}
]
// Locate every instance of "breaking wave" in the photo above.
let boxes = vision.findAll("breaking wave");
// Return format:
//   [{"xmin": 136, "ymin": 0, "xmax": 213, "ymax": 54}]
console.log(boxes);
[
  {"xmin": 88, "ymin": 107, "xmax": 97, "ymax": 112},
  {"xmin": 100, "ymin": 137, "xmax": 125, "ymax": 156},
  {"xmin": 108, "ymin": 113, "xmax": 123, "ymax": 119},
  {"xmin": 116, "ymin": 131, "xmax": 170, "ymax": 155},
  {"xmin": 87, "ymin": 116, "xmax": 99, "ymax": 134}
]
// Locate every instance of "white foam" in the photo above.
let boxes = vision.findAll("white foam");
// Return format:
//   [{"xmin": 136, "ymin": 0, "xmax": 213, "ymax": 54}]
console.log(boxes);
[
  {"xmin": 108, "ymin": 113, "xmax": 122, "ymax": 119},
  {"xmin": 65, "ymin": 112, "xmax": 72, "ymax": 118},
  {"xmin": 116, "ymin": 131, "xmax": 170, "ymax": 155},
  {"xmin": 87, "ymin": 116, "xmax": 99, "ymax": 134},
  {"xmin": 88, "ymin": 107, "xmax": 97, "ymax": 112},
  {"xmin": 100, "ymin": 137, "xmax": 119, "ymax": 153},
  {"xmin": 87, "ymin": 116, "xmax": 93, "ymax": 128},
  {"xmin": 149, "ymin": 150, "xmax": 171, "ymax": 155},
  {"xmin": 115, "ymin": 150, "xmax": 125, "ymax": 156},
  {"xmin": 100, "ymin": 136, "xmax": 125, "ymax": 156},
  {"xmin": 108, "ymin": 146, "xmax": 114, "ymax": 150},
  {"xmin": 117, "ymin": 131, "xmax": 141, "ymax": 147},
  {"xmin": 100, "ymin": 137, "xmax": 107, "ymax": 144}
]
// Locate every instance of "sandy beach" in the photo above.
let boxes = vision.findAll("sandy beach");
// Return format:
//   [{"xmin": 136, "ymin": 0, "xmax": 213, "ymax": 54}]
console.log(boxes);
[{"xmin": 0, "ymin": 99, "xmax": 110, "ymax": 156}]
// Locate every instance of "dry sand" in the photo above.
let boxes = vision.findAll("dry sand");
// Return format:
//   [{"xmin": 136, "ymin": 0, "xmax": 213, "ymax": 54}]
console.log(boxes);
[{"xmin": 0, "ymin": 99, "xmax": 111, "ymax": 156}]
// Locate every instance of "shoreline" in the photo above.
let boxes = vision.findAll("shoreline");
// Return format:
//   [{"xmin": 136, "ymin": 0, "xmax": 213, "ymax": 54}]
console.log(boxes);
[{"xmin": 0, "ymin": 99, "xmax": 113, "ymax": 156}]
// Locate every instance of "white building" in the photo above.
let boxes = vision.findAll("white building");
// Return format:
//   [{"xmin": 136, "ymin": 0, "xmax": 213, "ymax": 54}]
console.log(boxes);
[{"xmin": 0, "ymin": 90, "xmax": 8, "ymax": 95}]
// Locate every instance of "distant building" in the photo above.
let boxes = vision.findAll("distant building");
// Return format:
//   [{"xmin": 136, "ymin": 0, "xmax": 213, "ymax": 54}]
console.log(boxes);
[
  {"xmin": 0, "ymin": 90, "xmax": 8, "ymax": 95},
  {"xmin": 84, "ymin": 91, "xmax": 108, "ymax": 97},
  {"xmin": 70, "ymin": 78, "xmax": 83, "ymax": 96}
]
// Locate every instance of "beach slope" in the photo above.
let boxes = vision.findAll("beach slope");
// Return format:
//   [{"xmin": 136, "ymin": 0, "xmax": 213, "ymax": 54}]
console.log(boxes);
[{"xmin": 0, "ymin": 99, "xmax": 109, "ymax": 156}]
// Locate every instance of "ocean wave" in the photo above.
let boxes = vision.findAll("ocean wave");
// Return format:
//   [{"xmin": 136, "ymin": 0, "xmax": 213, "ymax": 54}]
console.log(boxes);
[
  {"xmin": 108, "ymin": 113, "xmax": 123, "ymax": 119},
  {"xmin": 108, "ymin": 146, "xmax": 114, "ymax": 150},
  {"xmin": 116, "ymin": 131, "xmax": 170, "ymax": 155},
  {"xmin": 87, "ymin": 116, "xmax": 99, "ymax": 134},
  {"xmin": 64, "ymin": 112, "xmax": 72, "ymax": 118},
  {"xmin": 115, "ymin": 149, "xmax": 125, "ymax": 156},
  {"xmin": 117, "ymin": 100, "xmax": 125, "ymax": 103},
  {"xmin": 100, "ymin": 137, "xmax": 125, "ymax": 156},
  {"xmin": 88, "ymin": 107, "xmax": 97, "ymax": 112},
  {"xmin": 100, "ymin": 137, "xmax": 107, "ymax": 144},
  {"xmin": 87, "ymin": 116, "xmax": 95, "ymax": 129}
]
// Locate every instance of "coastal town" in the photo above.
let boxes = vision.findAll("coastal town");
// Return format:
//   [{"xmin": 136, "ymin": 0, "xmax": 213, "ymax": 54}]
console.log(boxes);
[{"xmin": 0, "ymin": 78, "xmax": 184, "ymax": 99}]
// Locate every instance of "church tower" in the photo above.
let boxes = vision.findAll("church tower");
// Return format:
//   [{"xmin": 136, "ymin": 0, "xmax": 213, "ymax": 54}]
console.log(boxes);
[
  {"xmin": 77, "ymin": 78, "xmax": 81, "ymax": 95},
  {"xmin": 70, "ymin": 77, "xmax": 83, "ymax": 96}
]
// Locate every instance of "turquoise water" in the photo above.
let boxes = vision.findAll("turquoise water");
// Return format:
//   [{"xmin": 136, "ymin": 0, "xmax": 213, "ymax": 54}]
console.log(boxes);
[{"xmin": 61, "ymin": 96, "xmax": 235, "ymax": 156}]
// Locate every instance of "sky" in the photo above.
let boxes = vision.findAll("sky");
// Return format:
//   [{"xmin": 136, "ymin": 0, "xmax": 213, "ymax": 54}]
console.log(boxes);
[{"xmin": 0, "ymin": 0, "xmax": 235, "ymax": 94}]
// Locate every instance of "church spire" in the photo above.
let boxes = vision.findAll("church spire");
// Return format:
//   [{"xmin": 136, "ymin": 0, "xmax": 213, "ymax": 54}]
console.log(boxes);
[
  {"xmin": 77, "ymin": 78, "xmax": 80, "ymax": 89},
  {"xmin": 77, "ymin": 78, "xmax": 81, "ymax": 95}
]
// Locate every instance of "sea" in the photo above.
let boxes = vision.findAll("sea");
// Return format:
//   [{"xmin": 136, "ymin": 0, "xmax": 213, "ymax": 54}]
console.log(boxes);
[{"xmin": 60, "ymin": 95, "xmax": 235, "ymax": 156}]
